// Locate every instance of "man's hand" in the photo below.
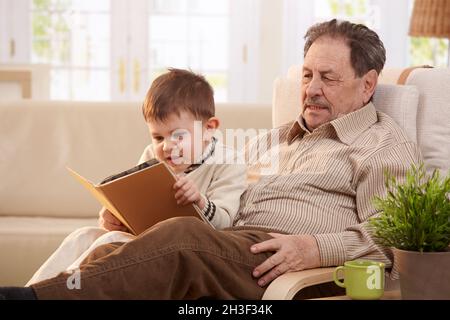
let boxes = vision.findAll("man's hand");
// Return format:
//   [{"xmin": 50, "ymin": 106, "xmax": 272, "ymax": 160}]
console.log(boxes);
[
  {"xmin": 98, "ymin": 207, "xmax": 129, "ymax": 232},
  {"xmin": 250, "ymin": 233, "xmax": 321, "ymax": 287},
  {"xmin": 173, "ymin": 176, "xmax": 206, "ymax": 209}
]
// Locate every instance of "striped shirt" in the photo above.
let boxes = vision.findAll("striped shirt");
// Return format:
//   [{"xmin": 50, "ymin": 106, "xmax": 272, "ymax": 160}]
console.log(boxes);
[{"xmin": 233, "ymin": 102, "xmax": 422, "ymax": 268}]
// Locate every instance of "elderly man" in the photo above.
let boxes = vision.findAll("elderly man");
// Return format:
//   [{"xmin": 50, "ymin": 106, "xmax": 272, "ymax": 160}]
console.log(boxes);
[{"xmin": 1, "ymin": 19, "xmax": 420, "ymax": 300}]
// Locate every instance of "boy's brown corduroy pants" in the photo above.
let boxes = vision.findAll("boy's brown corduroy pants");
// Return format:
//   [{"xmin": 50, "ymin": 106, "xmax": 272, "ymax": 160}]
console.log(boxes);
[{"xmin": 31, "ymin": 217, "xmax": 342, "ymax": 299}]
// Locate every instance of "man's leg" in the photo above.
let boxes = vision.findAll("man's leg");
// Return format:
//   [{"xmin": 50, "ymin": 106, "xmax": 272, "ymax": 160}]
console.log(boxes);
[
  {"xmin": 66, "ymin": 231, "xmax": 135, "ymax": 271},
  {"xmin": 30, "ymin": 217, "xmax": 274, "ymax": 299},
  {"xmin": 26, "ymin": 226, "xmax": 108, "ymax": 286}
]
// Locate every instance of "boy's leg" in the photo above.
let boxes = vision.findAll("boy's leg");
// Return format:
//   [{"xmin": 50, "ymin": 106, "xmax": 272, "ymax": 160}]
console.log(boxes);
[
  {"xmin": 26, "ymin": 226, "xmax": 108, "ymax": 286},
  {"xmin": 31, "ymin": 217, "xmax": 274, "ymax": 299}
]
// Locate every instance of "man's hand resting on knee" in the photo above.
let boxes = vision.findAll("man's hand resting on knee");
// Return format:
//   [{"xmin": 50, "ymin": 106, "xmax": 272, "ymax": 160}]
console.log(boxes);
[
  {"xmin": 250, "ymin": 234, "xmax": 321, "ymax": 287},
  {"xmin": 98, "ymin": 207, "xmax": 129, "ymax": 232}
]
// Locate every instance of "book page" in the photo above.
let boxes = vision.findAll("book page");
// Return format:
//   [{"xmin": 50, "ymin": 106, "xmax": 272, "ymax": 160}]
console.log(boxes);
[{"xmin": 100, "ymin": 159, "xmax": 160, "ymax": 185}]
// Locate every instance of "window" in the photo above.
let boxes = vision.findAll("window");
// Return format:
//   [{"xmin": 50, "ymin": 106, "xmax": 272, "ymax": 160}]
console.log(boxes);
[
  {"xmin": 2, "ymin": 1, "xmax": 274, "ymax": 103},
  {"xmin": 31, "ymin": 0, "xmax": 110, "ymax": 100},
  {"xmin": 315, "ymin": 0, "xmax": 374, "ymax": 26},
  {"xmin": 406, "ymin": 0, "xmax": 449, "ymax": 67},
  {"xmin": 281, "ymin": 0, "xmax": 380, "ymax": 74},
  {"xmin": 285, "ymin": 0, "xmax": 448, "ymax": 70},
  {"xmin": 5, "ymin": 0, "xmax": 447, "ymax": 103},
  {"xmin": 148, "ymin": 0, "xmax": 229, "ymax": 101},
  {"xmin": 28, "ymin": 0, "xmax": 234, "ymax": 101},
  {"xmin": 319, "ymin": 0, "xmax": 450, "ymax": 68},
  {"xmin": 409, "ymin": 37, "xmax": 449, "ymax": 67}
]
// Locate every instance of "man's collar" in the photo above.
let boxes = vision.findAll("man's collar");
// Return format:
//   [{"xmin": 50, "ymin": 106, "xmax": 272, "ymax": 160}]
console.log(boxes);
[
  {"xmin": 330, "ymin": 102, "xmax": 377, "ymax": 145},
  {"xmin": 287, "ymin": 102, "xmax": 378, "ymax": 145},
  {"xmin": 287, "ymin": 118, "xmax": 308, "ymax": 144}
]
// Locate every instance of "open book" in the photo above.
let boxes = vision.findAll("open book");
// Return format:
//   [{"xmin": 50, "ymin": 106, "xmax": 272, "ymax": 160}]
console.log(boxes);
[{"xmin": 67, "ymin": 159, "xmax": 213, "ymax": 236}]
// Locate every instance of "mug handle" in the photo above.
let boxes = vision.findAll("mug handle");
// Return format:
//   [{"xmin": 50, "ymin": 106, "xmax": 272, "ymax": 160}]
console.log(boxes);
[{"xmin": 333, "ymin": 266, "xmax": 345, "ymax": 288}]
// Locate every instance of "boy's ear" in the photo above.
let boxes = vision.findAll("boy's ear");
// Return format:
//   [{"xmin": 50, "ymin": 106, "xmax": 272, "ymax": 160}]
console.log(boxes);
[
  {"xmin": 205, "ymin": 117, "xmax": 220, "ymax": 130},
  {"xmin": 204, "ymin": 117, "xmax": 220, "ymax": 141}
]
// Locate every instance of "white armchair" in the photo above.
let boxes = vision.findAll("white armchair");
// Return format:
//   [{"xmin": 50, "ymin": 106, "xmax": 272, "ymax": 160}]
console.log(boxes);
[{"xmin": 262, "ymin": 66, "xmax": 450, "ymax": 299}]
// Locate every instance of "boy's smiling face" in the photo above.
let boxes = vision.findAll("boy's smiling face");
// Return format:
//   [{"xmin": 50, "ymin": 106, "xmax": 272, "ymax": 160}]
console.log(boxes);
[{"xmin": 147, "ymin": 111, "xmax": 218, "ymax": 174}]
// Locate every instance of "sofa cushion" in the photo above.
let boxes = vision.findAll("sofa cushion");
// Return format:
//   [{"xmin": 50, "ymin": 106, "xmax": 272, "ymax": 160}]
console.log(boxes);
[
  {"xmin": 0, "ymin": 216, "xmax": 97, "ymax": 285},
  {"xmin": 0, "ymin": 101, "xmax": 150, "ymax": 218}
]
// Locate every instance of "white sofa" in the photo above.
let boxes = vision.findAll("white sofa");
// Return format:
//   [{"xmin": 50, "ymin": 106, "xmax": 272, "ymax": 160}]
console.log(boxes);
[{"xmin": 0, "ymin": 100, "xmax": 271, "ymax": 285}]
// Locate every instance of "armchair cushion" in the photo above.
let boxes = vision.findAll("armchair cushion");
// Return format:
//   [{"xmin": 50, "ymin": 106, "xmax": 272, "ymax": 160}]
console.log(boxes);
[
  {"xmin": 372, "ymin": 84, "xmax": 419, "ymax": 143},
  {"xmin": 405, "ymin": 68, "xmax": 450, "ymax": 174}
]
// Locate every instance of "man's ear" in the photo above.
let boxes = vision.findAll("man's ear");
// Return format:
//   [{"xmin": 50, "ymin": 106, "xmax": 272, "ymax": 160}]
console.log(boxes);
[
  {"xmin": 362, "ymin": 69, "xmax": 378, "ymax": 104},
  {"xmin": 204, "ymin": 117, "xmax": 220, "ymax": 140}
]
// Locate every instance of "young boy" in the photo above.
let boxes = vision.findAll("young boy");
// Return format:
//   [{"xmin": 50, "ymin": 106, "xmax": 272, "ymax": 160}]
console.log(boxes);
[{"xmin": 26, "ymin": 68, "xmax": 247, "ymax": 285}]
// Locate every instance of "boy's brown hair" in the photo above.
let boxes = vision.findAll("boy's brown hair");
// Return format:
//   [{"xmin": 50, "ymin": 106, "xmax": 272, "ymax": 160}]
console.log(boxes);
[{"xmin": 142, "ymin": 68, "xmax": 215, "ymax": 122}]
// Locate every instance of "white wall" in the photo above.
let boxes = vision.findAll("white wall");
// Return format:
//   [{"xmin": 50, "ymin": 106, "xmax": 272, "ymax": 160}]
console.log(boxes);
[
  {"xmin": 252, "ymin": 0, "xmax": 313, "ymax": 103},
  {"xmin": 281, "ymin": 0, "xmax": 314, "ymax": 75},
  {"xmin": 257, "ymin": 0, "xmax": 284, "ymax": 103},
  {"xmin": 373, "ymin": 0, "xmax": 410, "ymax": 68}
]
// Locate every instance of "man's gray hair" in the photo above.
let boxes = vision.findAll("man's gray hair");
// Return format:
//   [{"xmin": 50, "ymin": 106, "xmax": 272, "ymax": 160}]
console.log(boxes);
[{"xmin": 304, "ymin": 19, "xmax": 386, "ymax": 77}]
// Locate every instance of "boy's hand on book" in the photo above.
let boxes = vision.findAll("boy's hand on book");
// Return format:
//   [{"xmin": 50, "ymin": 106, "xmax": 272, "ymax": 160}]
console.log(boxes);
[
  {"xmin": 98, "ymin": 207, "xmax": 129, "ymax": 232},
  {"xmin": 173, "ymin": 177, "xmax": 206, "ymax": 209}
]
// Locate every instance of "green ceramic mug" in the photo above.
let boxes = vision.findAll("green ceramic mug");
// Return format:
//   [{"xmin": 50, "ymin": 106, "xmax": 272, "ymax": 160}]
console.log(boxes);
[{"xmin": 333, "ymin": 260, "xmax": 385, "ymax": 300}]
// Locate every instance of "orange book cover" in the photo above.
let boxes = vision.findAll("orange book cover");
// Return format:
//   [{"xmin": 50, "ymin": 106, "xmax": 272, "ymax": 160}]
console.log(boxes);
[{"xmin": 67, "ymin": 160, "xmax": 213, "ymax": 235}]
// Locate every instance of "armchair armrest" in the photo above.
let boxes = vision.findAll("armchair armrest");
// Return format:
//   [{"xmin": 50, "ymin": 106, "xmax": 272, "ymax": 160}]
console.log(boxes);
[{"xmin": 262, "ymin": 267, "xmax": 338, "ymax": 300}]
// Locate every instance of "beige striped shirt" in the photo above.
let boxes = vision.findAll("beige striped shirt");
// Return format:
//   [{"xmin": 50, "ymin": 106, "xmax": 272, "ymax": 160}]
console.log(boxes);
[{"xmin": 233, "ymin": 102, "xmax": 422, "ymax": 268}]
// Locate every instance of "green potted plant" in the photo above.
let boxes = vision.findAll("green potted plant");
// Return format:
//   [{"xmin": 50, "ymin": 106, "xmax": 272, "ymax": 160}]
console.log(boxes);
[{"xmin": 369, "ymin": 164, "xmax": 450, "ymax": 300}]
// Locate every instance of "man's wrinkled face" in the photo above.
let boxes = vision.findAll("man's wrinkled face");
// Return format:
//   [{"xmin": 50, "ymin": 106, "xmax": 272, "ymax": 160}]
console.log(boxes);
[{"xmin": 301, "ymin": 36, "xmax": 367, "ymax": 131}]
